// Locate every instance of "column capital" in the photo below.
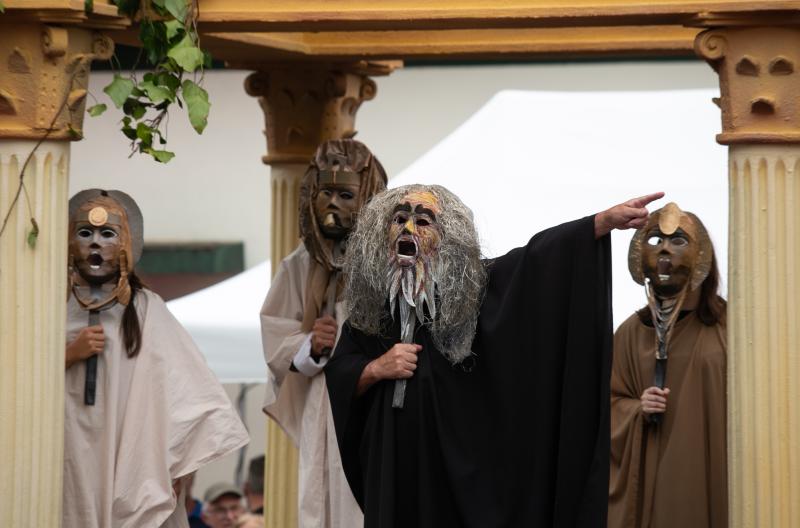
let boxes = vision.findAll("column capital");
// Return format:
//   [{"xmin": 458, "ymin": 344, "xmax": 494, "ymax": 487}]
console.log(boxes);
[
  {"xmin": 694, "ymin": 24, "xmax": 800, "ymax": 145},
  {"xmin": 0, "ymin": 24, "xmax": 113, "ymax": 141},
  {"xmin": 244, "ymin": 61, "xmax": 399, "ymax": 165}
]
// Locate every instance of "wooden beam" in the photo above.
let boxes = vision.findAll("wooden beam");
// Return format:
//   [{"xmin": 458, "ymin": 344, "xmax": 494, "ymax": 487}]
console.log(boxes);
[
  {"xmin": 194, "ymin": 0, "xmax": 800, "ymax": 32},
  {"xmin": 203, "ymin": 26, "xmax": 701, "ymax": 65},
  {"xmin": 0, "ymin": 0, "xmax": 129, "ymax": 29}
]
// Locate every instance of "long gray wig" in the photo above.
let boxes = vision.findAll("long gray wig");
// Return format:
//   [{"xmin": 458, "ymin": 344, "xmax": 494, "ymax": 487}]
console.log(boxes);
[{"xmin": 343, "ymin": 184, "xmax": 487, "ymax": 363}]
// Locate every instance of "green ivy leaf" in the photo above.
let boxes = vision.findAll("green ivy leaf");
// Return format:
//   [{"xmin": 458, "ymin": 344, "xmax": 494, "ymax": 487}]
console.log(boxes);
[
  {"xmin": 156, "ymin": 72, "xmax": 181, "ymax": 91},
  {"xmin": 123, "ymin": 98, "xmax": 147, "ymax": 119},
  {"xmin": 139, "ymin": 79, "xmax": 174, "ymax": 104},
  {"xmin": 136, "ymin": 122, "xmax": 153, "ymax": 147},
  {"xmin": 167, "ymin": 35, "xmax": 204, "ymax": 72},
  {"xmin": 165, "ymin": 19, "xmax": 184, "ymax": 41},
  {"xmin": 87, "ymin": 103, "xmax": 107, "ymax": 117},
  {"xmin": 104, "ymin": 75, "xmax": 135, "ymax": 108},
  {"xmin": 85, "ymin": 0, "xmax": 94, "ymax": 13},
  {"xmin": 67, "ymin": 124, "xmax": 83, "ymax": 140},
  {"xmin": 164, "ymin": 0, "xmax": 188, "ymax": 23},
  {"xmin": 181, "ymin": 79, "xmax": 210, "ymax": 134},
  {"xmin": 0, "ymin": 1, "xmax": 6, "ymax": 14},
  {"xmin": 139, "ymin": 20, "xmax": 169, "ymax": 66},
  {"xmin": 27, "ymin": 219, "xmax": 39, "ymax": 249},
  {"xmin": 144, "ymin": 148, "xmax": 175, "ymax": 163},
  {"xmin": 121, "ymin": 121, "xmax": 137, "ymax": 140}
]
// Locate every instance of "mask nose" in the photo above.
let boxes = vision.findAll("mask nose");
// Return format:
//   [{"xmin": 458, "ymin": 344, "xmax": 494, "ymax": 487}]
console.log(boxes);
[
  {"xmin": 404, "ymin": 218, "xmax": 416, "ymax": 234},
  {"xmin": 90, "ymin": 230, "xmax": 102, "ymax": 246}
]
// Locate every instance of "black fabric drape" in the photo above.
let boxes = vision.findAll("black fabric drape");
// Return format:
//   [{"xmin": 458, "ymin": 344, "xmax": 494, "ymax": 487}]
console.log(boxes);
[{"xmin": 326, "ymin": 215, "xmax": 613, "ymax": 528}]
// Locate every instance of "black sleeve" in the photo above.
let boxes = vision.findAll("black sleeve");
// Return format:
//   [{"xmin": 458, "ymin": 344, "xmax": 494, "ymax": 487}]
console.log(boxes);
[
  {"xmin": 477, "ymin": 215, "xmax": 613, "ymax": 527},
  {"xmin": 324, "ymin": 321, "xmax": 375, "ymax": 510}
]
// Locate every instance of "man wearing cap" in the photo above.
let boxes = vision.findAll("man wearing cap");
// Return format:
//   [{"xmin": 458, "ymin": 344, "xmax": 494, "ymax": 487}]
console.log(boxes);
[
  {"xmin": 202, "ymin": 483, "xmax": 245, "ymax": 528},
  {"xmin": 63, "ymin": 189, "xmax": 249, "ymax": 528}
]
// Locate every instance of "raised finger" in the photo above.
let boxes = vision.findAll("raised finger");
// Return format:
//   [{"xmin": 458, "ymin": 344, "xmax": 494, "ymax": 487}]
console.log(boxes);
[{"xmin": 627, "ymin": 192, "xmax": 665, "ymax": 209}]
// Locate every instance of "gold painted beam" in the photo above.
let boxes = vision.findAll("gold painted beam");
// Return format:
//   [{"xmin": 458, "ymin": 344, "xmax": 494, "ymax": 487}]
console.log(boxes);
[
  {"xmin": 194, "ymin": 0, "xmax": 800, "ymax": 32},
  {"xmin": 0, "ymin": 0, "xmax": 129, "ymax": 30},
  {"xmin": 207, "ymin": 26, "xmax": 701, "ymax": 64}
]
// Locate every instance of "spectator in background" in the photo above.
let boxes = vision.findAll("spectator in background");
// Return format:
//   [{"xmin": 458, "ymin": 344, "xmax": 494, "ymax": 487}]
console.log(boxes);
[
  {"xmin": 202, "ymin": 483, "xmax": 245, "ymax": 528},
  {"xmin": 244, "ymin": 455, "xmax": 265, "ymax": 514}
]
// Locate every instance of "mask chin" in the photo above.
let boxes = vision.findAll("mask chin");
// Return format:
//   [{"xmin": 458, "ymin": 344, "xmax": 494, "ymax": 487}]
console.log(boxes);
[
  {"xmin": 318, "ymin": 213, "xmax": 352, "ymax": 239},
  {"xmin": 647, "ymin": 272, "xmax": 690, "ymax": 298}
]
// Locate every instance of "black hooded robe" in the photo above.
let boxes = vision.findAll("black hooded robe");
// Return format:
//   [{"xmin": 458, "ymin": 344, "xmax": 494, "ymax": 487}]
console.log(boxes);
[{"xmin": 325, "ymin": 216, "xmax": 613, "ymax": 528}]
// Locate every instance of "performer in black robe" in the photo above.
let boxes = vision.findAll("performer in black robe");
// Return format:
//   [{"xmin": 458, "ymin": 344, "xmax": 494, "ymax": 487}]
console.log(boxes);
[{"xmin": 325, "ymin": 185, "xmax": 662, "ymax": 527}]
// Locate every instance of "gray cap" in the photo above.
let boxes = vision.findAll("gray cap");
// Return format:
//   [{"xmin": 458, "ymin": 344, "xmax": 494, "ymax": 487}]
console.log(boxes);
[{"xmin": 203, "ymin": 482, "xmax": 243, "ymax": 504}]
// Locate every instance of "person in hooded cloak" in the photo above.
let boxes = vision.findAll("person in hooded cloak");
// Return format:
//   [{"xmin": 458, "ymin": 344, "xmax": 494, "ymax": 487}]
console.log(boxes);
[
  {"xmin": 64, "ymin": 189, "xmax": 249, "ymax": 528},
  {"xmin": 260, "ymin": 139, "xmax": 387, "ymax": 527},
  {"xmin": 608, "ymin": 203, "xmax": 727, "ymax": 528}
]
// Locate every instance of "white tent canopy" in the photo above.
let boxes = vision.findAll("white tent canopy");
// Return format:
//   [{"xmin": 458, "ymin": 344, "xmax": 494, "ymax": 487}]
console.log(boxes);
[
  {"xmin": 167, "ymin": 262, "xmax": 270, "ymax": 383},
  {"xmin": 169, "ymin": 88, "xmax": 727, "ymax": 383}
]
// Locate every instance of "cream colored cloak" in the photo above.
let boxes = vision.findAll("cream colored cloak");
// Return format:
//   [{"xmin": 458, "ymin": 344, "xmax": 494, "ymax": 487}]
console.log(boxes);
[
  {"xmin": 609, "ymin": 311, "xmax": 727, "ymax": 528},
  {"xmin": 260, "ymin": 244, "xmax": 362, "ymax": 528},
  {"xmin": 64, "ymin": 289, "xmax": 249, "ymax": 528}
]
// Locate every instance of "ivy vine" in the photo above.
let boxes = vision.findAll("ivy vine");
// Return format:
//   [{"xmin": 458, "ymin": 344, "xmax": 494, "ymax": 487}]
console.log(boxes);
[{"xmin": 89, "ymin": 0, "xmax": 212, "ymax": 163}]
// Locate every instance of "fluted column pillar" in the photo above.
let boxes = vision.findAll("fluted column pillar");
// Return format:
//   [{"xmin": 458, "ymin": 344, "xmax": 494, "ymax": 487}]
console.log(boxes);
[
  {"xmin": 695, "ymin": 24, "xmax": 800, "ymax": 528},
  {"xmin": 245, "ymin": 61, "xmax": 397, "ymax": 528},
  {"xmin": 0, "ymin": 24, "xmax": 112, "ymax": 526}
]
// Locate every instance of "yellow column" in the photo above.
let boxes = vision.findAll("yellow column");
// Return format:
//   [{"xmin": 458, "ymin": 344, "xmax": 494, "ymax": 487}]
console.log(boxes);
[
  {"xmin": 245, "ymin": 62, "xmax": 395, "ymax": 527},
  {"xmin": 696, "ymin": 25, "xmax": 800, "ymax": 528},
  {"xmin": 0, "ymin": 25, "xmax": 112, "ymax": 526}
]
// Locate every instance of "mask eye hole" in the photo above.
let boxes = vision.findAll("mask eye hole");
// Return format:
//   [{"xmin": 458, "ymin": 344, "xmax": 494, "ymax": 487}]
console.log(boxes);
[
  {"xmin": 77, "ymin": 228, "xmax": 92, "ymax": 238},
  {"xmin": 339, "ymin": 191, "xmax": 354, "ymax": 200},
  {"xmin": 416, "ymin": 218, "xmax": 430, "ymax": 227},
  {"xmin": 646, "ymin": 235, "xmax": 662, "ymax": 246},
  {"xmin": 101, "ymin": 228, "xmax": 118, "ymax": 238},
  {"xmin": 671, "ymin": 236, "xmax": 689, "ymax": 247},
  {"xmin": 394, "ymin": 214, "xmax": 408, "ymax": 225}
]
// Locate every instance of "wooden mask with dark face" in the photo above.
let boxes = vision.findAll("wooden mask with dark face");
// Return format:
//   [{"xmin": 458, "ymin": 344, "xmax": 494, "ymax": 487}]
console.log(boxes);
[
  {"xmin": 629, "ymin": 202, "xmax": 713, "ymax": 299},
  {"xmin": 69, "ymin": 196, "xmax": 131, "ymax": 287}
]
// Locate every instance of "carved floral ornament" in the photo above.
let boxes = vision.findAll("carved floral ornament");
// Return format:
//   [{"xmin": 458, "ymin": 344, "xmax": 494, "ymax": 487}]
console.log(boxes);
[
  {"xmin": 0, "ymin": 26, "xmax": 114, "ymax": 139},
  {"xmin": 244, "ymin": 68, "xmax": 378, "ymax": 162}
]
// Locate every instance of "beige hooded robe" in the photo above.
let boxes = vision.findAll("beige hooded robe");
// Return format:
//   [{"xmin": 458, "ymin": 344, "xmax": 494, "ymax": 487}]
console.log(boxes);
[
  {"xmin": 609, "ymin": 311, "xmax": 727, "ymax": 528},
  {"xmin": 64, "ymin": 289, "xmax": 249, "ymax": 528},
  {"xmin": 260, "ymin": 244, "xmax": 363, "ymax": 528}
]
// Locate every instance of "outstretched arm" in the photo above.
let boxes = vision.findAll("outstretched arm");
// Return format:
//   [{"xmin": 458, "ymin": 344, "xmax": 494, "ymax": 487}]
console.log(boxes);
[{"xmin": 594, "ymin": 192, "xmax": 665, "ymax": 238}]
